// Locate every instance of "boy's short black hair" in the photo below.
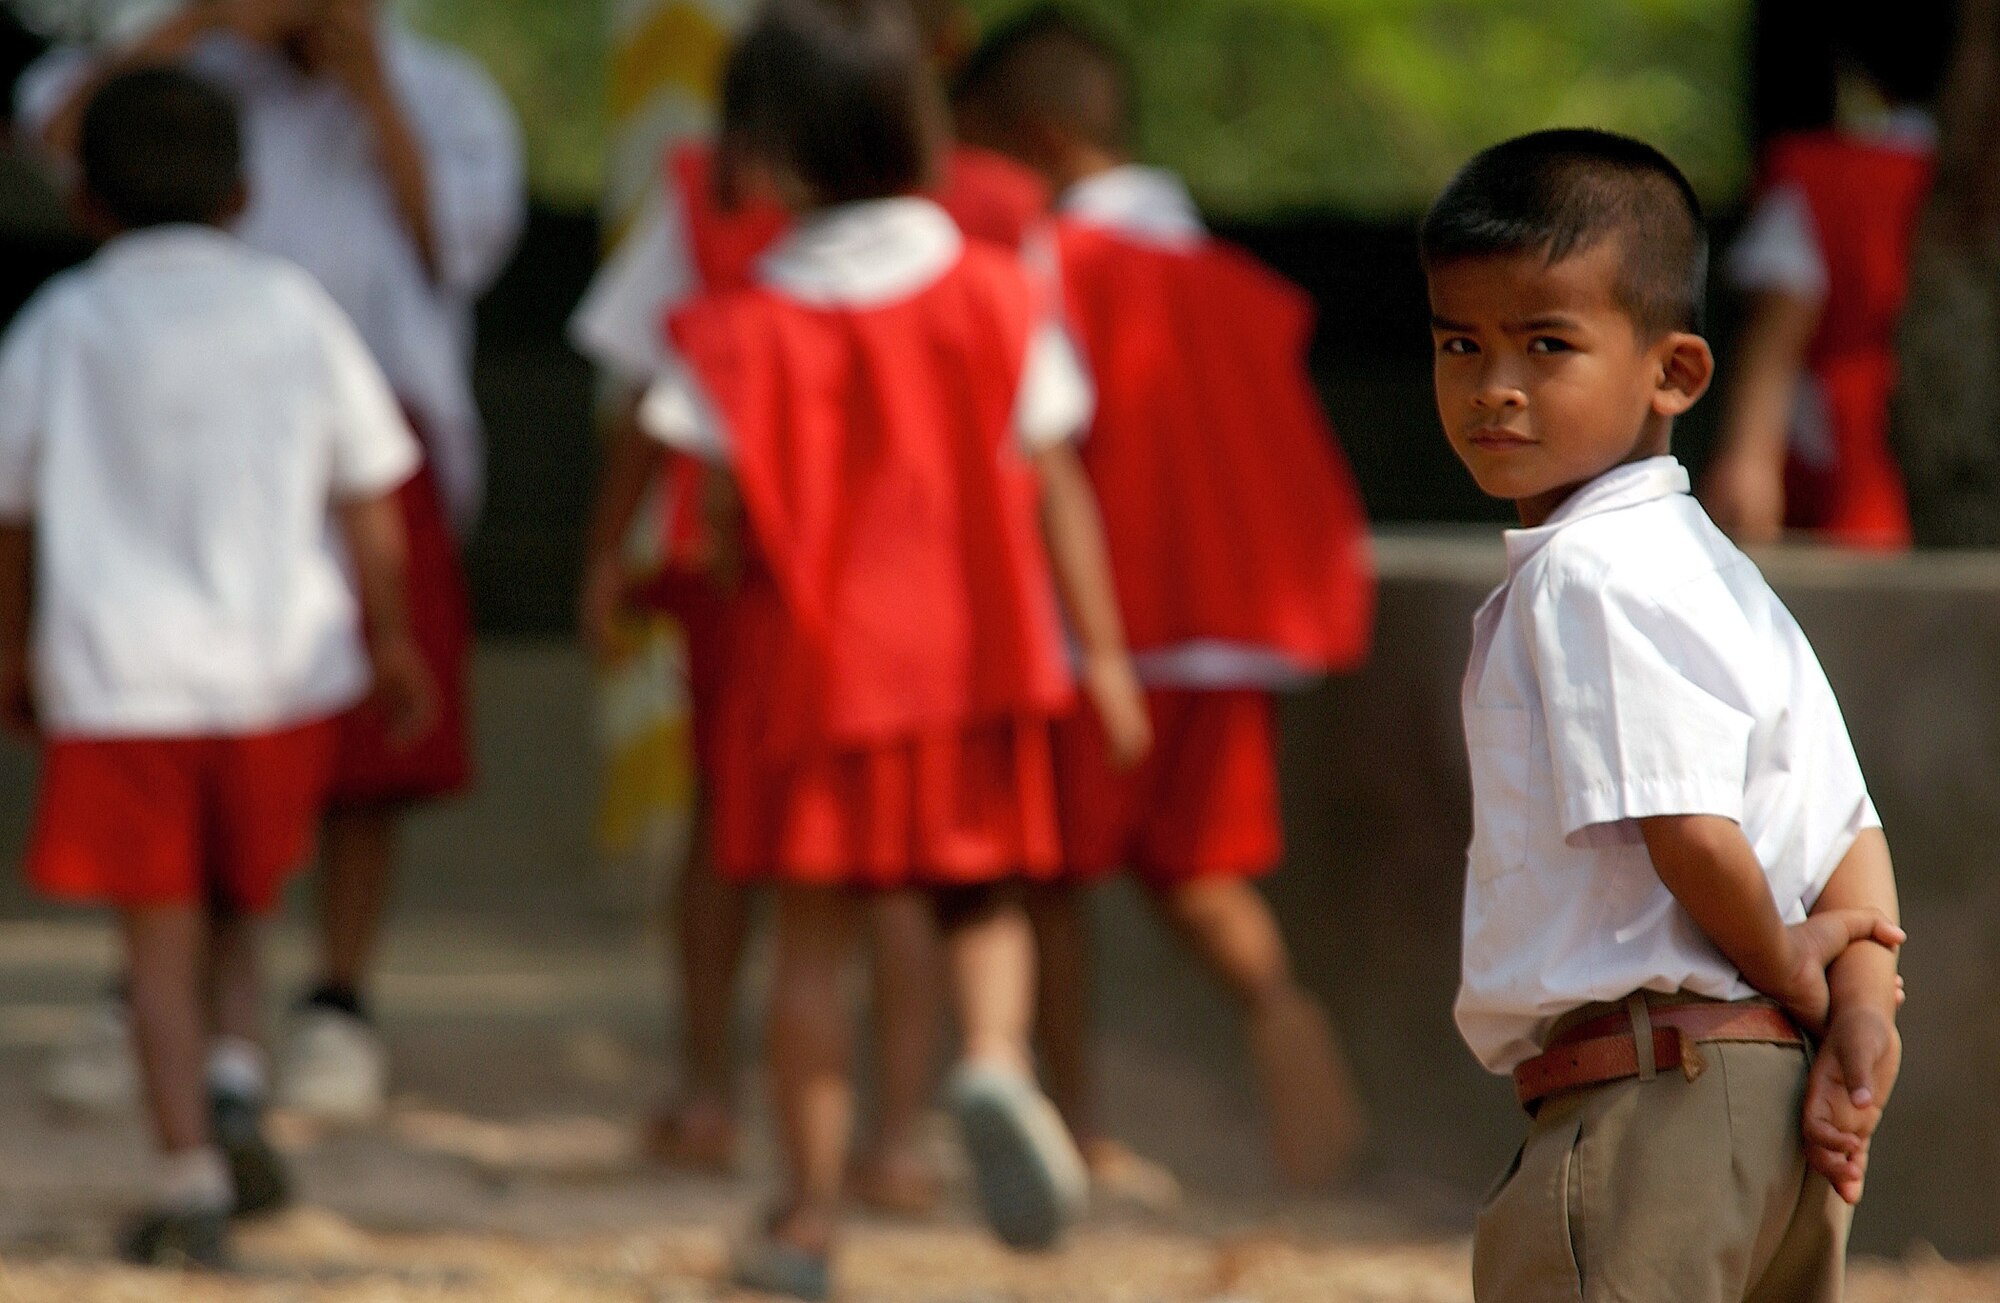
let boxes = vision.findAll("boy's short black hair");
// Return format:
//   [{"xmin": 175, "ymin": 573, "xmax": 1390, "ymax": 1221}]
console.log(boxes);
[
  {"xmin": 951, "ymin": 4, "xmax": 1130, "ymax": 153},
  {"xmin": 1421, "ymin": 128, "xmax": 1708, "ymax": 337},
  {"xmin": 80, "ymin": 66, "xmax": 242, "ymax": 229},
  {"xmin": 719, "ymin": 0, "xmax": 940, "ymax": 207}
]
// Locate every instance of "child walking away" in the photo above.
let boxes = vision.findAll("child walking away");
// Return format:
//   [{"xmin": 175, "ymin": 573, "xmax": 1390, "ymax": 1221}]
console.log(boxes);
[
  {"xmin": 0, "ymin": 68, "xmax": 428, "ymax": 1267},
  {"xmin": 952, "ymin": 8, "xmax": 1375, "ymax": 1193},
  {"xmin": 1423, "ymin": 130, "xmax": 1905, "ymax": 1301},
  {"xmin": 594, "ymin": 0, "xmax": 1147, "ymax": 1293},
  {"xmin": 572, "ymin": 0, "xmax": 1046, "ymax": 1215},
  {"xmin": 1702, "ymin": 7, "xmax": 1954, "ymax": 549}
]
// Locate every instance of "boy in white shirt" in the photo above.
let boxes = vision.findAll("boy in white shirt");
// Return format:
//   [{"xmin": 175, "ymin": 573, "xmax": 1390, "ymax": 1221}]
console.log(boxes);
[
  {"xmin": 1422, "ymin": 129, "xmax": 1906, "ymax": 1301},
  {"xmin": 0, "ymin": 67, "xmax": 428, "ymax": 1267}
]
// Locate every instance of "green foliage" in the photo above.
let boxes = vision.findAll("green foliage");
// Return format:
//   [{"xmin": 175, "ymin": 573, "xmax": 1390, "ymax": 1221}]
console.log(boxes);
[{"xmin": 398, "ymin": 0, "xmax": 1751, "ymax": 216}]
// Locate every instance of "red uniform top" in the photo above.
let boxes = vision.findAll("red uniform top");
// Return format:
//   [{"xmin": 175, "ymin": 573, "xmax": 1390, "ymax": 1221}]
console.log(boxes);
[
  {"xmin": 666, "ymin": 244, "xmax": 1073, "ymax": 757},
  {"xmin": 1761, "ymin": 131, "xmax": 1934, "ymax": 549},
  {"xmin": 1055, "ymin": 220, "xmax": 1374, "ymax": 673}
]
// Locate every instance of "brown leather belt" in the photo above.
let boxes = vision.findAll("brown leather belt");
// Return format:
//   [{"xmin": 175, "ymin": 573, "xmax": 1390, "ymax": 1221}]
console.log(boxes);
[{"xmin": 1513, "ymin": 997, "xmax": 1804, "ymax": 1111}]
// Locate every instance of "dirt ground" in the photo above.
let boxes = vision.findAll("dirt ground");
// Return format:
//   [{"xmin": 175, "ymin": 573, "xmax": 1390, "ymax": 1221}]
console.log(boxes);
[{"xmin": 1, "ymin": 912, "xmax": 1995, "ymax": 1303}]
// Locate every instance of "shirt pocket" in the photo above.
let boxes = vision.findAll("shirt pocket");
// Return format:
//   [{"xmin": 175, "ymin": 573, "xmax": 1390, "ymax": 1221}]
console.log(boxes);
[{"xmin": 1466, "ymin": 704, "xmax": 1533, "ymax": 882}]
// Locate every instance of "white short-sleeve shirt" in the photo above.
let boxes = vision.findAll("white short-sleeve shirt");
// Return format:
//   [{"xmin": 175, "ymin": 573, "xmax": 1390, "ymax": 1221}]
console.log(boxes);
[
  {"xmin": 1454, "ymin": 457, "xmax": 1878, "ymax": 1073},
  {"xmin": 636, "ymin": 196, "xmax": 1092, "ymax": 461},
  {"xmin": 18, "ymin": 17, "xmax": 525, "ymax": 531},
  {"xmin": 0, "ymin": 225, "xmax": 420, "ymax": 739}
]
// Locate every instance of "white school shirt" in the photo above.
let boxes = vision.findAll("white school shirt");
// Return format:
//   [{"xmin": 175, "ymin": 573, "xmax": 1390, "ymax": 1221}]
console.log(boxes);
[
  {"xmin": 1051, "ymin": 165, "xmax": 1316, "ymax": 690},
  {"xmin": 0, "ymin": 225, "xmax": 420, "ymax": 739},
  {"xmin": 637, "ymin": 196, "xmax": 1092, "ymax": 461},
  {"xmin": 18, "ymin": 15, "xmax": 525, "ymax": 531},
  {"xmin": 1454, "ymin": 457, "xmax": 1879, "ymax": 1074},
  {"xmin": 568, "ymin": 185, "xmax": 699, "ymax": 388}
]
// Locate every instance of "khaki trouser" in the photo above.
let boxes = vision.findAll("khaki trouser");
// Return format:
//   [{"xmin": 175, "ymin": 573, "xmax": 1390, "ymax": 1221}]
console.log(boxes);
[{"xmin": 1474, "ymin": 1003, "xmax": 1850, "ymax": 1302}]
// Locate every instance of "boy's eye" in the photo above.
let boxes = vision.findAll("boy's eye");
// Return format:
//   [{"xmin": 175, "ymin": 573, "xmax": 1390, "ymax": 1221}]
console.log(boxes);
[
  {"xmin": 1438, "ymin": 337, "xmax": 1478, "ymax": 356},
  {"xmin": 1527, "ymin": 336, "xmax": 1573, "ymax": 355}
]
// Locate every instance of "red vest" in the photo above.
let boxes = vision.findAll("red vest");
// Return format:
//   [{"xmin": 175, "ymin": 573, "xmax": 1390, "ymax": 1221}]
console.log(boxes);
[
  {"xmin": 1762, "ymin": 131, "xmax": 1934, "ymax": 549},
  {"xmin": 667, "ymin": 246, "xmax": 1073, "ymax": 754},
  {"xmin": 938, "ymin": 144, "xmax": 1051, "ymax": 250},
  {"xmin": 1055, "ymin": 221, "xmax": 1374, "ymax": 671}
]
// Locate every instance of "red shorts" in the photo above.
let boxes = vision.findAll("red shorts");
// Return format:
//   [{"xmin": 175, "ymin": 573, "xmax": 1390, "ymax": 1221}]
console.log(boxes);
[
  {"xmin": 327, "ymin": 456, "xmax": 473, "ymax": 808},
  {"xmin": 1053, "ymin": 688, "xmax": 1282, "ymax": 884},
  {"xmin": 28, "ymin": 718, "xmax": 339, "ymax": 914},
  {"xmin": 710, "ymin": 714, "xmax": 1063, "ymax": 890}
]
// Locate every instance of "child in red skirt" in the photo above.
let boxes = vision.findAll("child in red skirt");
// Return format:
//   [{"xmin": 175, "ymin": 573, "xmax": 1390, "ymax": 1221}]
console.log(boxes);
[
  {"xmin": 592, "ymin": 0, "xmax": 1147, "ymax": 1294},
  {"xmin": 0, "ymin": 68, "xmax": 429, "ymax": 1267},
  {"xmin": 573, "ymin": 0, "xmax": 1056, "ymax": 1215},
  {"xmin": 955, "ymin": 9, "xmax": 1376, "ymax": 1191}
]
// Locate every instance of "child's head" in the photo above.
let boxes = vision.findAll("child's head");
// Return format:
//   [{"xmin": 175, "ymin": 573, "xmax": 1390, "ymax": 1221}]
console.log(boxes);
[
  {"xmin": 718, "ymin": 0, "xmax": 943, "ymax": 212},
  {"xmin": 79, "ymin": 67, "xmax": 245, "ymax": 234},
  {"xmin": 950, "ymin": 5, "xmax": 1131, "ymax": 189},
  {"xmin": 1421, "ymin": 129, "xmax": 1714, "ymax": 525},
  {"xmin": 1833, "ymin": 2, "xmax": 1955, "ymax": 110}
]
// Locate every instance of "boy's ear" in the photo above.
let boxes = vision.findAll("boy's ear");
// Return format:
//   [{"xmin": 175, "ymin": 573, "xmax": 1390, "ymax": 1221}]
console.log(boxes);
[{"xmin": 1651, "ymin": 332, "xmax": 1714, "ymax": 418}]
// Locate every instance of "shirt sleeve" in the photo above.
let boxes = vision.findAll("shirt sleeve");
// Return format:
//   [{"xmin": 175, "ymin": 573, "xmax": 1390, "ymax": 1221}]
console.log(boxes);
[
  {"xmin": 0, "ymin": 300, "xmax": 51, "ymax": 519},
  {"xmin": 567, "ymin": 195, "xmax": 699, "ymax": 386},
  {"xmin": 635, "ymin": 347, "xmax": 731, "ymax": 464},
  {"xmin": 1726, "ymin": 182, "xmax": 1828, "ymax": 301},
  {"xmin": 400, "ymin": 43, "xmax": 527, "ymax": 297},
  {"xmin": 1013, "ymin": 320, "xmax": 1094, "ymax": 452},
  {"xmin": 13, "ymin": 45, "xmax": 89, "ymax": 155},
  {"xmin": 312, "ymin": 288, "xmax": 422, "ymax": 497},
  {"xmin": 1528, "ymin": 567, "xmax": 1756, "ymax": 840}
]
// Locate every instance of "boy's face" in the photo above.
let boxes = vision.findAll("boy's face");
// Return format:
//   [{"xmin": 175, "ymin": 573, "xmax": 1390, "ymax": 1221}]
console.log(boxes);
[{"xmin": 1427, "ymin": 239, "xmax": 1711, "ymax": 526}]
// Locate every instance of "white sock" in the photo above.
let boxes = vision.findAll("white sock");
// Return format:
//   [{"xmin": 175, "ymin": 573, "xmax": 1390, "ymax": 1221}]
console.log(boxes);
[
  {"xmin": 156, "ymin": 1145, "xmax": 233, "ymax": 1214},
  {"xmin": 206, "ymin": 1035, "xmax": 268, "ymax": 1102}
]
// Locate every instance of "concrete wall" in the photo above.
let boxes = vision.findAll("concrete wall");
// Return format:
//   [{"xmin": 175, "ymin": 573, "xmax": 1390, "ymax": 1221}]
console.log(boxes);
[{"xmin": 0, "ymin": 536, "xmax": 1994, "ymax": 1254}]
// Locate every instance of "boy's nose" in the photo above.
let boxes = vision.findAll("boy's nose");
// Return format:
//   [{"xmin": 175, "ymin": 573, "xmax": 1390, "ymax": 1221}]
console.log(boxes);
[{"xmin": 1472, "ymin": 377, "xmax": 1527, "ymax": 412}]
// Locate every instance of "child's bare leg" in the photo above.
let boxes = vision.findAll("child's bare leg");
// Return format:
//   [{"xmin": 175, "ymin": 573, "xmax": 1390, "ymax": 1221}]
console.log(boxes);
[
  {"xmin": 852, "ymin": 889, "xmax": 943, "ymax": 1214},
  {"xmin": 123, "ymin": 905, "xmax": 211, "ymax": 1156},
  {"xmin": 767, "ymin": 884, "xmax": 862, "ymax": 1254},
  {"xmin": 935, "ymin": 884, "xmax": 1036, "ymax": 1074},
  {"xmin": 1155, "ymin": 876, "xmax": 1365, "ymax": 1187},
  {"xmin": 205, "ymin": 907, "xmax": 263, "ymax": 1051},
  {"xmin": 652, "ymin": 800, "xmax": 749, "ymax": 1167},
  {"xmin": 1024, "ymin": 880, "xmax": 1093, "ymax": 1141},
  {"xmin": 316, "ymin": 806, "xmax": 398, "ymax": 997}
]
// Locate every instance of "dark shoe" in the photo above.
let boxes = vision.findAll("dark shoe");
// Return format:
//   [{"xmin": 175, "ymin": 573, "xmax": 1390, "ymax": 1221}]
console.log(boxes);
[
  {"xmin": 117, "ymin": 1205, "xmax": 229, "ymax": 1269},
  {"xmin": 211, "ymin": 1091, "xmax": 290, "ymax": 1217},
  {"xmin": 948, "ymin": 1063, "xmax": 1088, "ymax": 1251},
  {"xmin": 730, "ymin": 1231, "xmax": 831, "ymax": 1301}
]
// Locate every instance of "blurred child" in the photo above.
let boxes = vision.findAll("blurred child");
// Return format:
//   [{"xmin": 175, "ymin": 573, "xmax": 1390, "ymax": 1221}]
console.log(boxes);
[
  {"xmin": 952, "ymin": 8, "xmax": 1374, "ymax": 1190},
  {"xmin": 20, "ymin": 0, "xmax": 523, "ymax": 1122},
  {"xmin": 571, "ymin": 0, "xmax": 1051, "ymax": 1213},
  {"xmin": 1703, "ymin": 7, "xmax": 1955, "ymax": 548},
  {"xmin": 590, "ymin": 0, "xmax": 1148, "ymax": 1293},
  {"xmin": 0, "ymin": 68, "xmax": 428, "ymax": 1266},
  {"xmin": 1424, "ymin": 129, "xmax": 1904, "ymax": 1299}
]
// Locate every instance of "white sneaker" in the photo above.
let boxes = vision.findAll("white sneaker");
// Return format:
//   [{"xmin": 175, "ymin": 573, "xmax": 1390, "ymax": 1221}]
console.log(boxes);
[
  {"xmin": 276, "ymin": 1007, "xmax": 388, "ymax": 1123},
  {"xmin": 948, "ymin": 1063, "xmax": 1089, "ymax": 1251},
  {"xmin": 41, "ymin": 997, "xmax": 139, "ymax": 1116}
]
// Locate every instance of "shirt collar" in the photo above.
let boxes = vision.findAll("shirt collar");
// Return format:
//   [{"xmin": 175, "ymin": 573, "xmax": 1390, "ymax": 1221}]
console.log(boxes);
[
  {"xmin": 1502, "ymin": 456, "xmax": 1691, "ymax": 572},
  {"xmin": 756, "ymin": 196, "xmax": 963, "ymax": 307},
  {"xmin": 1057, "ymin": 164, "xmax": 1206, "ymax": 248},
  {"xmin": 97, "ymin": 224, "xmax": 238, "ymax": 262}
]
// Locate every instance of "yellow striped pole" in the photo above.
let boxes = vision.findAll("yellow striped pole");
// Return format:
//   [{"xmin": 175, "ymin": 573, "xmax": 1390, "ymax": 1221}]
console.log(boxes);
[{"xmin": 592, "ymin": 0, "xmax": 744, "ymax": 874}]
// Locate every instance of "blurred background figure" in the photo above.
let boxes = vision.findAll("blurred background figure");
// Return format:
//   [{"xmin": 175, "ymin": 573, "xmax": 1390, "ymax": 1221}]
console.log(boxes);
[
  {"xmin": 1893, "ymin": 0, "xmax": 2000, "ymax": 545},
  {"xmin": 17, "ymin": 0, "xmax": 523, "ymax": 1124},
  {"xmin": 1702, "ymin": 1, "xmax": 1956, "ymax": 549}
]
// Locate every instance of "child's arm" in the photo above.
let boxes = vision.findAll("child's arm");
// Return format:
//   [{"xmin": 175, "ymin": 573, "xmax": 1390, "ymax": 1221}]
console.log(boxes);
[
  {"xmin": 578, "ymin": 401, "xmax": 666, "ymax": 663},
  {"xmin": 1700, "ymin": 290, "xmax": 1821, "ymax": 546},
  {"xmin": 1034, "ymin": 443, "xmax": 1149, "ymax": 769},
  {"xmin": 1637, "ymin": 814, "xmax": 1904, "ymax": 1034},
  {"xmin": 1801, "ymin": 828, "xmax": 1902, "ymax": 1205},
  {"xmin": 0, "ymin": 523, "xmax": 31, "ymax": 737},
  {"xmin": 335, "ymin": 491, "xmax": 435, "ymax": 746}
]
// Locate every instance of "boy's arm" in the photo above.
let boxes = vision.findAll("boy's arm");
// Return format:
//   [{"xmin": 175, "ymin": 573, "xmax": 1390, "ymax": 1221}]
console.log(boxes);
[
  {"xmin": 334, "ymin": 491, "xmax": 434, "ymax": 745},
  {"xmin": 578, "ymin": 402, "xmax": 666, "ymax": 663},
  {"xmin": 1637, "ymin": 814, "xmax": 1903, "ymax": 1034},
  {"xmin": 1802, "ymin": 828, "xmax": 1902, "ymax": 1204},
  {"xmin": 1033, "ymin": 442, "xmax": 1149, "ymax": 769},
  {"xmin": 1700, "ymin": 290, "xmax": 1821, "ymax": 546},
  {"xmin": 0, "ymin": 523, "xmax": 32, "ymax": 737}
]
